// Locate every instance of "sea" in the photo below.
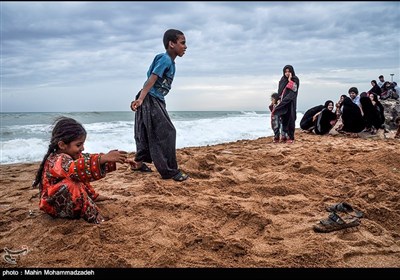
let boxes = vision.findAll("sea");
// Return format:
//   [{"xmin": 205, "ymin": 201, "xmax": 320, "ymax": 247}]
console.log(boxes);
[{"xmin": 0, "ymin": 111, "xmax": 304, "ymax": 164}]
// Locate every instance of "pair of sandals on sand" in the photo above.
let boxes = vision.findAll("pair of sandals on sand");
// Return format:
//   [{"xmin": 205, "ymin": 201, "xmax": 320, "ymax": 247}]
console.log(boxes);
[
  {"xmin": 313, "ymin": 202, "xmax": 363, "ymax": 233},
  {"xmin": 130, "ymin": 162, "xmax": 189, "ymax": 182}
]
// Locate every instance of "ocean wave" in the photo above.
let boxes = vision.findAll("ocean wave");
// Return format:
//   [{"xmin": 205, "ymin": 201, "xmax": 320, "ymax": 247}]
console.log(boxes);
[{"xmin": 0, "ymin": 111, "xmax": 303, "ymax": 164}]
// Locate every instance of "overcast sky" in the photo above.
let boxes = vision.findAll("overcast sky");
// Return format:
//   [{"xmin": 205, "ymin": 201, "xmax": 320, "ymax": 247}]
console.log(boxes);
[{"xmin": 2, "ymin": 1, "xmax": 399, "ymax": 112}]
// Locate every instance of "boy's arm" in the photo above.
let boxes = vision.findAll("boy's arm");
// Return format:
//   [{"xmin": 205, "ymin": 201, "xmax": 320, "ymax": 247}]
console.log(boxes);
[{"xmin": 131, "ymin": 74, "xmax": 158, "ymax": 111}]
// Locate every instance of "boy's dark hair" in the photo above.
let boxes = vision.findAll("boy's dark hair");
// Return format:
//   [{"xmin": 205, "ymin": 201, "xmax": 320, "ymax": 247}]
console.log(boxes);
[
  {"xmin": 32, "ymin": 117, "xmax": 87, "ymax": 191},
  {"xmin": 163, "ymin": 29, "xmax": 184, "ymax": 49},
  {"xmin": 348, "ymin": 87, "xmax": 359, "ymax": 95},
  {"xmin": 271, "ymin": 92, "xmax": 279, "ymax": 100},
  {"xmin": 379, "ymin": 75, "xmax": 384, "ymax": 79}
]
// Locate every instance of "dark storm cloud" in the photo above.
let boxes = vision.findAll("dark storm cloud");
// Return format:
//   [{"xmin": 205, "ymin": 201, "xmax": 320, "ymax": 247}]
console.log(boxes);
[{"xmin": 2, "ymin": 1, "xmax": 399, "ymax": 111}]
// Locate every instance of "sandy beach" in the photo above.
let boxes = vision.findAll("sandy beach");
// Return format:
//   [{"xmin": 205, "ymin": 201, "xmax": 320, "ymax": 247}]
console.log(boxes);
[{"xmin": 1, "ymin": 130, "xmax": 400, "ymax": 268}]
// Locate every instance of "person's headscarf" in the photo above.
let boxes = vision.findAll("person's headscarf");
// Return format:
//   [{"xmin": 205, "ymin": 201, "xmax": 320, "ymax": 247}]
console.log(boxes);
[
  {"xmin": 324, "ymin": 100, "xmax": 334, "ymax": 110},
  {"xmin": 278, "ymin": 65, "xmax": 300, "ymax": 96}
]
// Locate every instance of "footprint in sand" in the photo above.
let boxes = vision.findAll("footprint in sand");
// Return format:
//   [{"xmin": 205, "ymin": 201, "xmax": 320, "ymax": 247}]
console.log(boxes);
[{"xmin": 343, "ymin": 251, "xmax": 400, "ymax": 267}]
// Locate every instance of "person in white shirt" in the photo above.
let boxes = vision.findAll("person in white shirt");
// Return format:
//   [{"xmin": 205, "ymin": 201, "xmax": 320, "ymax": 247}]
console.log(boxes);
[
  {"xmin": 348, "ymin": 87, "xmax": 364, "ymax": 118},
  {"xmin": 377, "ymin": 75, "xmax": 385, "ymax": 88}
]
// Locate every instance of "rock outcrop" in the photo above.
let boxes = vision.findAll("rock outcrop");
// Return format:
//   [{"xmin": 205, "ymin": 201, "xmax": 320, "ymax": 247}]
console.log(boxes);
[{"xmin": 381, "ymin": 99, "xmax": 400, "ymax": 130}]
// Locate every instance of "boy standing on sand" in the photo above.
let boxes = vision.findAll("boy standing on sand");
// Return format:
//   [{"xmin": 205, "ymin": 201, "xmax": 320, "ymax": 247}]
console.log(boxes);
[{"xmin": 130, "ymin": 29, "xmax": 189, "ymax": 182}]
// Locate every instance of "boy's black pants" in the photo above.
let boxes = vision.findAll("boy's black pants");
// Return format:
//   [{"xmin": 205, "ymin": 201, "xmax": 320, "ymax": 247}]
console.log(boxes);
[{"xmin": 134, "ymin": 94, "xmax": 179, "ymax": 179}]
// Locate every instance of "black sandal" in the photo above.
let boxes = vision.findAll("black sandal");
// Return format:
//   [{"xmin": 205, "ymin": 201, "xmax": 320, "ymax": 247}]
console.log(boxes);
[
  {"xmin": 325, "ymin": 202, "xmax": 363, "ymax": 218},
  {"xmin": 172, "ymin": 171, "xmax": 189, "ymax": 182},
  {"xmin": 313, "ymin": 212, "xmax": 360, "ymax": 233}
]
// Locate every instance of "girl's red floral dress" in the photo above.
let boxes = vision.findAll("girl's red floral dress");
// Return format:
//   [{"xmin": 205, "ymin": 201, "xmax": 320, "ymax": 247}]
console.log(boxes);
[{"xmin": 39, "ymin": 152, "xmax": 116, "ymax": 223}]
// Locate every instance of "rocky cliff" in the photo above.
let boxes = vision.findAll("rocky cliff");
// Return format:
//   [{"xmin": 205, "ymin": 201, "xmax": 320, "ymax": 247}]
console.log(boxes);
[{"xmin": 381, "ymin": 99, "xmax": 400, "ymax": 129}]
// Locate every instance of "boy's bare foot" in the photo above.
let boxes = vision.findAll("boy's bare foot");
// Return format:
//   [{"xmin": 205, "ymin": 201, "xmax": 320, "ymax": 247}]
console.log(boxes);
[
  {"xmin": 128, "ymin": 161, "xmax": 153, "ymax": 172},
  {"xmin": 125, "ymin": 159, "xmax": 146, "ymax": 170}
]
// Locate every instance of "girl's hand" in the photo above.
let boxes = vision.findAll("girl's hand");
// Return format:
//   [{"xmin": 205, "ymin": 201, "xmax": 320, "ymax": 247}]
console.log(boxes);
[{"xmin": 101, "ymin": 150, "xmax": 128, "ymax": 164}]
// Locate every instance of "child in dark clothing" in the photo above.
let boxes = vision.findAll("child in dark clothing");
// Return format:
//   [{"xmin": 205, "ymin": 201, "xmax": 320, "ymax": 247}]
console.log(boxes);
[
  {"xmin": 269, "ymin": 92, "xmax": 282, "ymax": 143},
  {"xmin": 130, "ymin": 29, "xmax": 188, "ymax": 182}
]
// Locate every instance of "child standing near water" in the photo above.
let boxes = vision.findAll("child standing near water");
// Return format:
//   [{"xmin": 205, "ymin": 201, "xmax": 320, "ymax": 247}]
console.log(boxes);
[
  {"xmin": 130, "ymin": 29, "xmax": 189, "ymax": 182},
  {"xmin": 269, "ymin": 92, "xmax": 282, "ymax": 143}
]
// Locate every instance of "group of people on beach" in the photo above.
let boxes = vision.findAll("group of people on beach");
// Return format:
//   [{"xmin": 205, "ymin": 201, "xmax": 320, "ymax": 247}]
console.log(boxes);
[
  {"xmin": 295, "ymin": 74, "xmax": 399, "ymax": 138},
  {"xmin": 32, "ymin": 28, "xmax": 397, "ymax": 224}
]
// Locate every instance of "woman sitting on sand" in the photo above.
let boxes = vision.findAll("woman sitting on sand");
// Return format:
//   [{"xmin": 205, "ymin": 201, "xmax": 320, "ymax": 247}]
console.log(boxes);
[
  {"xmin": 300, "ymin": 104, "xmax": 325, "ymax": 133},
  {"xmin": 360, "ymin": 95, "xmax": 383, "ymax": 135},
  {"xmin": 314, "ymin": 100, "xmax": 337, "ymax": 135},
  {"xmin": 338, "ymin": 96, "xmax": 365, "ymax": 135},
  {"xmin": 300, "ymin": 100, "xmax": 337, "ymax": 135},
  {"xmin": 369, "ymin": 93, "xmax": 385, "ymax": 129}
]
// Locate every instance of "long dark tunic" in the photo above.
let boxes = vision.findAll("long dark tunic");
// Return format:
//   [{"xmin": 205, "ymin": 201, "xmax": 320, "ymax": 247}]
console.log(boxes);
[
  {"xmin": 341, "ymin": 96, "xmax": 365, "ymax": 133},
  {"xmin": 315, "ymin": 108, "xmax": 337, "ymax": 135},
  {"xmin": 300, "ymin": 105, "xmax": 324, "ymax": 131},
  {"xmin": 272, "ymin": 65, "xmax": 300, "ymax": 140}
]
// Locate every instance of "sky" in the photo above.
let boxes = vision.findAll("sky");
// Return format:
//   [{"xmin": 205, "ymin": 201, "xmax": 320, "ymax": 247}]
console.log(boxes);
[{"xmin": 1, "ymin": 1, "xmax": 399, "ymax": 112}]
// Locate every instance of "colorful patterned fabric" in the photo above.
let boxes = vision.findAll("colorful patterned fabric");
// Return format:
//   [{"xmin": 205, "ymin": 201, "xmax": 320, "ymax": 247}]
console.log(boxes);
[{"xmin": 39, "ymin": 152, "xmax": 116, "ymax": 223}]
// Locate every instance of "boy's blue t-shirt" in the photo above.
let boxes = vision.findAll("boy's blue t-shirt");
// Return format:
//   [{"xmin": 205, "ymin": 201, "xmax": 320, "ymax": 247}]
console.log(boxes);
[{"xmin": 145, "ymin": 52, "xmax": 175, "ymax": 101}]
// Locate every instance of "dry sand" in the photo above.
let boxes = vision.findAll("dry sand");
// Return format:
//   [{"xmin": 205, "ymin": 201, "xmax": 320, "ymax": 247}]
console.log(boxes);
[{"xmin": 1, "ymin": 130, "xmax": 400, "ymax": 268}]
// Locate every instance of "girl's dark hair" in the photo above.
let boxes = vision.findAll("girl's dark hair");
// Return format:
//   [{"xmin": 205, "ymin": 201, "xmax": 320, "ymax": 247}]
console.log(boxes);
[
  {"xmin": 370, "ymin": 92, "xmax": 379, "ymax": 102},
  {"xmin": 32, "ymin": 117, "xmax": 86, "ymax": 191},
  {"xmin": 163, "ymin": 29, "xmax": 184, "ymax": 49},
  {"xmin": 324, "ymin": 100, "xmax": 334, "ymax": 108},
  {"xmin": 271, "ymin": 92, "xmax": 279, "ymax": 100}
]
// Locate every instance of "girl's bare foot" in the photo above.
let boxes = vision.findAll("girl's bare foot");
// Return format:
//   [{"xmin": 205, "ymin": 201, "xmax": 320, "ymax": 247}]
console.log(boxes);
[{"xmin": 95, "ymin": 214, "xmax": 105, "ymax": 224}]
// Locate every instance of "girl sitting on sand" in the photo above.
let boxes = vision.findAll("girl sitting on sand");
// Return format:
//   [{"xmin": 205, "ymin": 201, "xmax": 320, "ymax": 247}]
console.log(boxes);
[{"xmin": 32, "ymin": 117, "xmax": 128, "ymax": 224}]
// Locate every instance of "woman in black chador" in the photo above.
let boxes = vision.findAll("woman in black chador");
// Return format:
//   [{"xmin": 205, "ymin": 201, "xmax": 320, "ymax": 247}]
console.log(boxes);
[
  {"xmin": 360, "ymin": 94, "xmax": 383, "ymax": 134},
  {"xmin": 272, "ymin": 65, "xmax": 300, "ymax": 143},
  {"xmin": 341, "ymin": 96, "xmax": 365, "ymax": 133},
  {"xmin": 300, "ymin": 104, "xmax": 325, "ymax": 132},
  {"xmin": 314, "ymin": 100, "xmax": 337, "ymax": 135}
]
